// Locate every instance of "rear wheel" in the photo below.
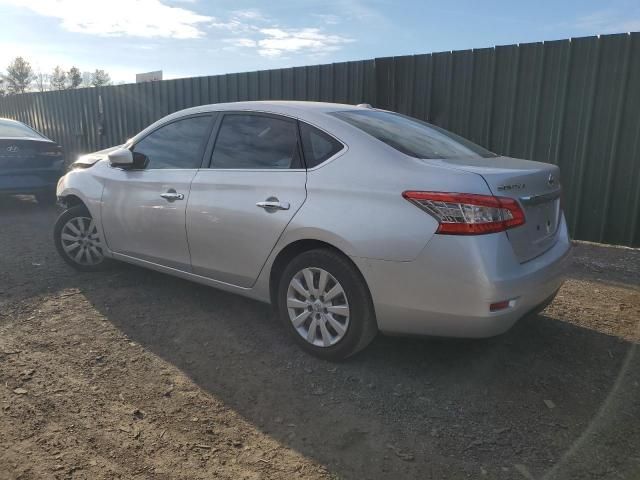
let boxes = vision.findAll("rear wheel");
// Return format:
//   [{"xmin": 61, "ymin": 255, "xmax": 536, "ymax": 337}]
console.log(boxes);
[
  {"xmin": 54, "ymin": 205, "xmax": 109, "ymax": 271},
  {"xmin": 277, "ymin": 248, "xmax": 377, "ymax": 360}
]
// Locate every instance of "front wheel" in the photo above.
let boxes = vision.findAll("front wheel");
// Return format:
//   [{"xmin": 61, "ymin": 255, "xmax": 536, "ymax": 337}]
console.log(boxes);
[
  {"xmin": 54, "ymin": 205, "xmax": 109, "ymax": 271},
  {"xmin": 277, "ymin": 249, "xmax": 377, "ymax": 360}
]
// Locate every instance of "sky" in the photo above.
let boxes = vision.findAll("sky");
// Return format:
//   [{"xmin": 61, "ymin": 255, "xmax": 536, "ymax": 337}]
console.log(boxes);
[{"xmin": 0, "ymin": 0, "xmax": 639, "ymax": 84}]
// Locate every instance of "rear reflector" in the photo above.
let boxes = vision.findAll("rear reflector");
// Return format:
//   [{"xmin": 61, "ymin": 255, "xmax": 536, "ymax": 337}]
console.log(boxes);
[
  {"xmin": 489, "ymin": 300, "xmax": 511, "ymax": 312},
  {"xmin": 402, "ymin": 191, "xmax": 525, "ymax": 235}
]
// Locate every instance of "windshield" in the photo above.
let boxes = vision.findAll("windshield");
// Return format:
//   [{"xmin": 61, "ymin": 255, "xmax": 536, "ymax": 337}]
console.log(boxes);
[
  {"xmin": 0, "ymin": 119, "xmax": 45, "ymax": 139},
  {"xmin": 332, "ymin": 109, "xmax": 497, "ymax": 159}
]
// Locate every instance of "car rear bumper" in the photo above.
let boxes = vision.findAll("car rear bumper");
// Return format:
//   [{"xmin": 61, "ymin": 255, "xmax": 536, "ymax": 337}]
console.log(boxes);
[
  {"xmin": 0, "ymin": 169, "xmax": 64, "ymax": 195},
  {"xmin": 352, "ymin": 214, "xmax": 572, "ymax": 338}
]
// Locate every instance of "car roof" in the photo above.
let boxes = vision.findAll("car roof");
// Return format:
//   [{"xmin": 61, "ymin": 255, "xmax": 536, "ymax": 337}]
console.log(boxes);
[
  {"xmin": 130, "ymin": 101, "xmax": 373, "ymax": 145},
  {"xmin": 158, "ymin": 101, "xmax": 371, "ymax": 126},
  {"xmin": 181, "ymin": 100, "xmax": 367, "ymax": 115}
]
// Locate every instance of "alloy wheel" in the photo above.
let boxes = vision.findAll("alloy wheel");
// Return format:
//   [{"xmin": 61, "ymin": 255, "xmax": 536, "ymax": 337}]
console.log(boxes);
[
  {"xmin": 286, "ymin": 267, "xmax": 350, "ymax": 347},
  {"xmin": 60, "ymin": 216, "xmax": 104, "ymax": 266}
]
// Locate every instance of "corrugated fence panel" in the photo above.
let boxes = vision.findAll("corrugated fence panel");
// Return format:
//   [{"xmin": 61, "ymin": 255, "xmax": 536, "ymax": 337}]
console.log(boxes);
[
  {"xmin": 562, "ymin": 36, "xmax": 601, "ymax": 239},
  {"xmin": 1, "ymin": 34, "xmax": 639, "ymax": 246},
  {"xmin": 511, "ymin": 42, "xmax": 543, "ymax": 160},
  {"xmin": 613, "ymin": 32, "xmax": 640, "ymax": 246},
  {"xmin": 450, "ymin": 49, "xmax": 474, "ymax": 139},
  {"xmin": 468, "ymin": 47, "xmax": 494, "ymax": 147},
  {"xmin": 581, "ymin": 33, "xmax": 629, "ymax": 244}
]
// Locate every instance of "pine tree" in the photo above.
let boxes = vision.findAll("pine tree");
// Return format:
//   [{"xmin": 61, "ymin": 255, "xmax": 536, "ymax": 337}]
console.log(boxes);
[
  {"xmin": 68, "ymin": 66, "xmax": 82, "ymax": 89},
  {"xmin": 91, "ymin": 69, "xmax": 111, "ymax": 87},
  {"xmin": 51, "ymin": 66, "xmax": 67, "ymax": 90},
  {"xmin": 4, "ymin": 57, "xmax": 34, "ymax": 94}
]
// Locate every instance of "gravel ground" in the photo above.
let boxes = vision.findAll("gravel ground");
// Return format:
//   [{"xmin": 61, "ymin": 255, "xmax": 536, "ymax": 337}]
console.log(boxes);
[{"xmin": 0, "ymin": 195, "xmax": 639, "ymax": 480}]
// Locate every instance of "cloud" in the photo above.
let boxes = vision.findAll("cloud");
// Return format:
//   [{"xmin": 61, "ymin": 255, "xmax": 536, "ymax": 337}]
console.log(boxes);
[
  {"xmin": 256, "ymin": 28, "xmax": 352, "ymax": 57},
  {"xmin": 210, "ymin": 9, "xmax": 266, "ymax": 34},
  {"xmin": 221, "ymin": 27, "xmax": 353, "ymax": 58},
  {"xmin": 0, "ymin": 0, "xmax": 212, "ymax": 39},
  {"xmin": 230, "ymin": 9, "xmax": 266, "ymax": 21},
  {"xmin": 210, "ymin": 9, "xmax": 353, "ymax": 58},
  {"xmin": 223, "ymin": 37, "xmax": 258, "ymax": 48},
  {"xmin": 574, "ymin": 10, "xmax": 640, "ymax": 34},
  {"xmin": 3, "ymin": 2, "xmax": 356, "ymax": 61},
  {"xmin": 210, "ymin": 19, "xmax": 256, "ymax": 34}
]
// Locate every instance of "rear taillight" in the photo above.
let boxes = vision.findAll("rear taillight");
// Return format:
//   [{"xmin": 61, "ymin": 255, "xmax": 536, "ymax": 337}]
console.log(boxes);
[
  {"xmin": 42, "ymin": 147, "xmax": 63, "ymax": 157},
  {"xmin": 402, "ymin": 191, "xmax": 525, "ymax": 235}
]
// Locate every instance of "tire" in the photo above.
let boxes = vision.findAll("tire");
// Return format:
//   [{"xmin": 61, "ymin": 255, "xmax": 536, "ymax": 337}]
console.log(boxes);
[
  {"xmin": 277, "ymin": 248, "xmax": 377, "ymax": 360},
  {"xmin": 54, "ymin": 205, "xmax": 109, "ymax": 272},
  {"xmin": 35, "ymin": 190, "xmax": 56, "ymax": 206}
]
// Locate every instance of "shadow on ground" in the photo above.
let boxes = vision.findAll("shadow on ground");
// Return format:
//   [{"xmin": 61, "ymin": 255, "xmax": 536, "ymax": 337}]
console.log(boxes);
[{"xmin": 2, "ymin": 195, "xmax": 639, "ymax": 479}]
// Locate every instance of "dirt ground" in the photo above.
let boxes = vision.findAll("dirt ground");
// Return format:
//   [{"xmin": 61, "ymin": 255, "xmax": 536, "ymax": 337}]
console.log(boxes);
[{"xmin": 1, "ymin": 195, "xmax": 639, "ymax": 480}]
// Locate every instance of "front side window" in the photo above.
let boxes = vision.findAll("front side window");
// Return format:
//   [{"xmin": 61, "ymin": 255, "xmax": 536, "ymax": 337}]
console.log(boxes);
[
  {"xmin": 300, "ymin": 122, "xmax": 344, "ymax": 168},
  {"xmin": 132, "ymin": 115, "xmax": 213, "ymax": 169},
  {"xmin": 331, "ymin": 110, "xmax": 496, "ymax": 159},
  {"xmin": 0, "ymin": 119, "xmax": 45, "ymax": 139},
  {"xmin": 211, "ymin": 114, "xmax": 300, "ymax": 169}
]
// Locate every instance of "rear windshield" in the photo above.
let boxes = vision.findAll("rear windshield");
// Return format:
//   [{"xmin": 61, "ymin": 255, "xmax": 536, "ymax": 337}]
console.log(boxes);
[
  {"xmin": 331, "ymin": 110, "xmax": 497, "ymax": 159},
  {"xmin": 0, "ymin": 119, "xmax": 45, "ymax": 139}
]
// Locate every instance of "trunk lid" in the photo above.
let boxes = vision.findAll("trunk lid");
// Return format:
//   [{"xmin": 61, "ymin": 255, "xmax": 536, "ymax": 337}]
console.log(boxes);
[
  {"xmin": 425, "ymin": 156, "xmax": 562, "ymax": 263},
  {"xmin": 0, "ymin": 138, "xmax": 64, "ymax": 171}
]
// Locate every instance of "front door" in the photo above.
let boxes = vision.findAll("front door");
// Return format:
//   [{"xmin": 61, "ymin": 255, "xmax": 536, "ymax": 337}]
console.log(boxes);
[
  {"xmin": 187, "ymin": 112, "xmax": 307, "ymax": 287},
  {"xmin": 101, "ymin": 114, "xmax": 214, "ymax": 270}
]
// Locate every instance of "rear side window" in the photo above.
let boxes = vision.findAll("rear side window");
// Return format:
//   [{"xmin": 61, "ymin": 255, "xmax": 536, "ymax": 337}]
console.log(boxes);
[
  {"xmin": 132, "ymin": 115, "xmax": 213, "ymax": 169},
  {"xmin": 211, "ymin": 114, "xmax": 300, "ymax": 169},
  {"xmin": 331, "ymin": 110, "xmax": 496, "ymax": 159},
  {"xmin": 299, "ymin": 122, "xmax": 344, "ymax": 168},
  {"xmin": 0, "ymin": 119, "xmax": 44, "ymax": 139}
]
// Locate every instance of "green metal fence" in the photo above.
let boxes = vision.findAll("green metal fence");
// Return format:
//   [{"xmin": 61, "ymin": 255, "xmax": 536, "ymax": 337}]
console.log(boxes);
[{"xmin": 1, "ymin": 33, "xmax": 639, "ymax": 246}]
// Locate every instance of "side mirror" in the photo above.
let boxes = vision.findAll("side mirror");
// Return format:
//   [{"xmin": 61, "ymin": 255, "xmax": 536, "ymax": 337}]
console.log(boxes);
[
  {"xmin": 107, "ymin": 148, "xmax": 134, "ymax": 168},
  {"xmin": 132, "ymin": 152, "xmax": 150, "ymax": 169}
]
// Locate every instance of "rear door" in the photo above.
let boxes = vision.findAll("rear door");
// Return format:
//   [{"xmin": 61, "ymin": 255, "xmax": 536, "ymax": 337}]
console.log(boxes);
[
  {"xmin": 101, "ymin": 114, "xmax": 214, "ymax": 270},
  {"xmin": 187, "ymin": 112, "xmax": 307, "ymax": 287}
]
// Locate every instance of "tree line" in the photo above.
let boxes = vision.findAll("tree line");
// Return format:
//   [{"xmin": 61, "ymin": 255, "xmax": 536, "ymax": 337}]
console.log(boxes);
[{"xmin": 0, "ymin": 57, "xmax": 112, "ymax": 96}]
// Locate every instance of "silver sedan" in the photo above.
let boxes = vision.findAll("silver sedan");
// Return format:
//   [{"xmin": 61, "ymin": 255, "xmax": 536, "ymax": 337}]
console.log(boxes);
[{"xmin": 54, "ymin": 101, "xmax": 571, "ymax": 360}]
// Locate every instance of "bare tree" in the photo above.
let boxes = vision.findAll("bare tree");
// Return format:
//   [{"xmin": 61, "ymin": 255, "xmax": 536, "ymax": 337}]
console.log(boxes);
[
  {"xmin": 0, "ymin": 77, "xmax": 6, "ymax": 97},
  {"xmin": 50, "ymin": 66, "xmax": 67, "ymax": 90},
  {"xmin": 81, "ymin": 71, "xmax": 92, "ymax": 87},
  {"xmin": 4, "ymin": 57, "xmax": 34, "ymax": 94},
  {"xmin": 91, "ymin": 69, "xmax": 111, "ymax": 87},
  {"xmin": 68, "ymin": 66, "xmax": 82, "ymax": 89},
  {"xmin": 34, "ymin": 71, "xmax": 49, "ymax": 92}
]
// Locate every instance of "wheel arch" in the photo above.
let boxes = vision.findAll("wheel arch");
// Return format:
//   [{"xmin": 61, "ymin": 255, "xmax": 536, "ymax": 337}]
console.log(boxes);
[
  {"xmin": 58, "ymin": 193, "xmax": 86, "ymax": 209},
  {"xmin": 268, "ymin": 238, "xmax": 374, "ymax": 315},
  {"xmin": 56, "ymin": 178, "xmax": 110, "ymax": 257}
]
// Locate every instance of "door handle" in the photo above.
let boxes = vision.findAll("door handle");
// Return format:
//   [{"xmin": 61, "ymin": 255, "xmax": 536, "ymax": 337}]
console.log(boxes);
[
  {"xmin": 256, "ymin": 198, "xmax": 290, "ymax": 211},
  {"xmin": 160, "ymin": 190, "xmax": 184, "ymax": 201}
]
